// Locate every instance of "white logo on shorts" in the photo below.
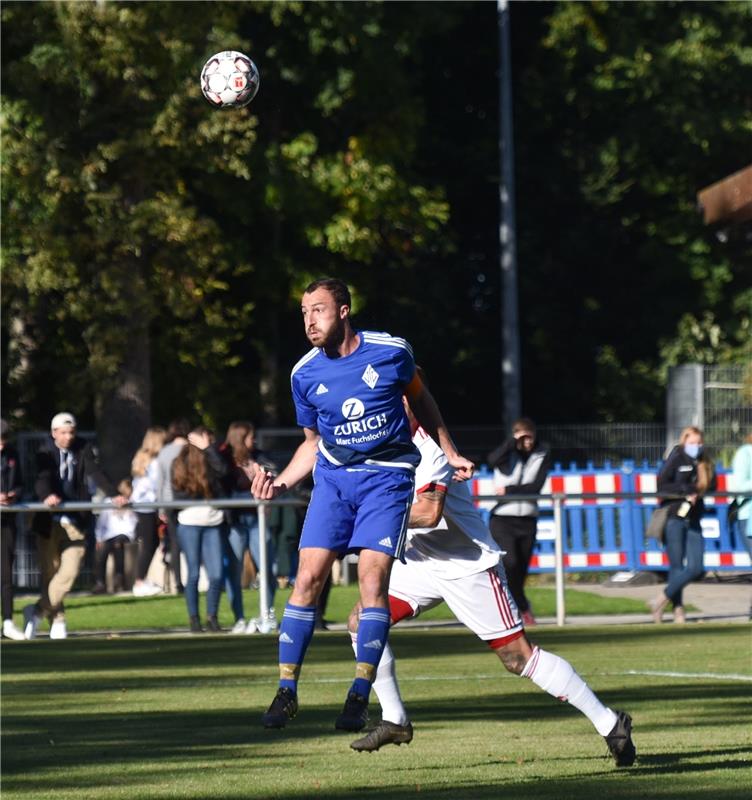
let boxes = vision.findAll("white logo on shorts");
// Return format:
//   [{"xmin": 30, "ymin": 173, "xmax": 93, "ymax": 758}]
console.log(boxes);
[
  {"xmin": 341, "ymin": 397, "xmax": 365, "ymax": 420},
  {"xmin": 378, "ymin": 536, "xmax": 392, "ymax": 548},
  {"xmin": 364, "ymin": 638, "xmax": 383, "ymax": 649},
  {"xmin": 362, "ymin": 364, "xmax": 379, "ymax": 389}
]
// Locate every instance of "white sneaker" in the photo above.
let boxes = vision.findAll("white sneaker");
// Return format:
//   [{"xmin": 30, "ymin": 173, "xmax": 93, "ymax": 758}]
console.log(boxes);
[
  {"xmin": 2, "ymin": 619, "xmax": 25, "ymax": 641},
  {"xmin": 257, "ymin": 611, "xmax": 278, "ymax": 635},
  {"xmin": 49, "ymin": 619, "xmax": 68, "ymax": 640},
  {"xmin": 132, "ymin": 581, "xmax": 162, "ymax": 597},
  {"xmin": 22, "ymin": 604, "xmax": 41, "ymax": 640},
  {"xmin": 230, "ymin": 618, "xmax": 247, "ymax": 635},
  {"xmin": 244, "ymin": 618, "xmax": 259, "ymax": 634}
]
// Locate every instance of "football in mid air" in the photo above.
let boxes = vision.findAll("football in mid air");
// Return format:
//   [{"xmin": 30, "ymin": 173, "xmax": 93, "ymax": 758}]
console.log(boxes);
[{"xmin": 200, "ymin": 50, "xmax": 260, "ymax": 108}]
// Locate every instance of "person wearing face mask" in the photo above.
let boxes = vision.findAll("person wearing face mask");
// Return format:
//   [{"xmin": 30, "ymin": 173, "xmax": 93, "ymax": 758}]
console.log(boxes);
[
  {"xmin": 652, "ymin": 426, "xmax": 716, "ymax": 624},
  {"xmin": 487, "ymin": 418, "xmax": 552, "ymax": 626}
]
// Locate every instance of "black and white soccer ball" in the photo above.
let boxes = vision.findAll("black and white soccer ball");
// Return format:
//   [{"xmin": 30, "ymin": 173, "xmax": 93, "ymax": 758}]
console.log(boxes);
[{"xmin": 200, "ymin": 50, "xmax": 260, "ymax": 108}]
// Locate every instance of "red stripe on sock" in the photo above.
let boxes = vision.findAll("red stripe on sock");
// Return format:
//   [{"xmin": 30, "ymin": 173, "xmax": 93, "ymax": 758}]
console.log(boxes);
[{"xmin": 487, "ymin": 629, "xmax": 525, "ymax": 650}]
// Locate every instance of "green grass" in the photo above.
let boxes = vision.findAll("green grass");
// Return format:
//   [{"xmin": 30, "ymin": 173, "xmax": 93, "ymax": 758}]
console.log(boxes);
[
  {"xmin": 2, "ymin": 624, "xmax": 750, "ymax": 799},
  {"xmin": 9, "ymin": 584, "xmax": 650, "ymax": 632}
]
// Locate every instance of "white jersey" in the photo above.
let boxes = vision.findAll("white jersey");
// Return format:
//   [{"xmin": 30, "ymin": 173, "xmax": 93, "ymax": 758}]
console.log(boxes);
[{"xmin": 404, "ymin": 428, "xmax": 501, "ymax": 579}]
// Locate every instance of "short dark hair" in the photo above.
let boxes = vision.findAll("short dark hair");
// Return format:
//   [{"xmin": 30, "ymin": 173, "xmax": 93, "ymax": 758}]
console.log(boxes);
[
  {"xmin": 165, "ymin": 418, "xmax": 191, "ymax": 444},
  {"xmin": 304, "ymin": 278, "xmax": 351, "ymax": 309},
  {"xmin": 512, "ymin": 417, "xmax": 536, "ymax": 435}
]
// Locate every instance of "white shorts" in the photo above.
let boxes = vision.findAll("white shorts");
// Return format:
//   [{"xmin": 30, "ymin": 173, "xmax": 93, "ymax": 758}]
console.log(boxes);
[{"xmin": 388, "ymin": 558, "xmax": 523, "ymax": 642}]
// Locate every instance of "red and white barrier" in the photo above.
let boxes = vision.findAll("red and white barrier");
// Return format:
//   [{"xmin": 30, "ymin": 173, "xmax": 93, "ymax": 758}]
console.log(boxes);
[
  {"xmin": 640, "ymin": 550, "xmax": 751, "ymax": 568},
  {"xmin": 530, "ymin": 551, "xmax": 627, "ymax": 570}
]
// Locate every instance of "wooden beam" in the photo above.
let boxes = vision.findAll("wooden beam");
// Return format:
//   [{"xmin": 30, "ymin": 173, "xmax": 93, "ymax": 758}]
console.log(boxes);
[{"xmin": 697, "ymin": 164, "xmax": 752, "ymax": 225}]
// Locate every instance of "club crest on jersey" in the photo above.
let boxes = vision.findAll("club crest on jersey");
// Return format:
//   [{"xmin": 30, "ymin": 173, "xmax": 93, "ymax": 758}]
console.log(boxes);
[
  {"xmin": 341, "ymin": 397, "xmax": 365, "ymax": 420},
  {"xmin": 362, "ymin": 364, "xmax": 379, "ymax": 389}
]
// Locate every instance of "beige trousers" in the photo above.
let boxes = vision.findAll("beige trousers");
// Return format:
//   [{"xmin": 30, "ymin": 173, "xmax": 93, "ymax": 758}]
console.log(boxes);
[{"xmin": 37, "ymin": 520, "xmax": 87, "ymax": 621}]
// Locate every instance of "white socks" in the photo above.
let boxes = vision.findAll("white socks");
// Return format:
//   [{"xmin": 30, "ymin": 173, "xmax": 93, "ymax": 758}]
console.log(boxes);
[
  {"xmin": 351, "ymin": 634, "xmax": 409, "ymax": 725},
  {"xmin": 521, "ymin": 646, "xmax": 617, "ymax": 737}
]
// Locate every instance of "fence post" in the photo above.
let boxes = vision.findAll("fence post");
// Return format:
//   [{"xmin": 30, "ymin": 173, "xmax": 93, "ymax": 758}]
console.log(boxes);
[
  {"xmin": 258, "ymin": 503, "xmax": 270, "ymax": 620},
  {"xmin": 553, "ymin": 494, "xmax": 566, "ymax": 626}
]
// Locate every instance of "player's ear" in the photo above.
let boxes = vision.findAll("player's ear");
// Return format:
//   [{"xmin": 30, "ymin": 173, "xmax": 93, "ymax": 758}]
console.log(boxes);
[{"xmin": 339, "ymin": 304, "xmax": 350, "ymax": 320}]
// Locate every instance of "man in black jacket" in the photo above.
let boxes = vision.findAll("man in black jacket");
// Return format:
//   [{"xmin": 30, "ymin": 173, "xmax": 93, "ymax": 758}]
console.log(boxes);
[
  {"xmin": 23, "ymin": 412, "xmax": 126, "ymax": 640},
  {"xmin": 487, "ymin": 418, "xmax": 552, "ymax": 626},
  {"xmin": 1, "ymin": 419, "xmax": 25, "ymax": 640}
]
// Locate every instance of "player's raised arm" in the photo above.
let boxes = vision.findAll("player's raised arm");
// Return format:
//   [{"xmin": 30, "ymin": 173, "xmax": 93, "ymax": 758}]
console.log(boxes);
[
  {"xmin": 404, "ymin": 374, "xmax": 474, "ymax": 481},
  {"xmin": 251, "ymin": 427, "xmax": 320, "ymax": 500}
]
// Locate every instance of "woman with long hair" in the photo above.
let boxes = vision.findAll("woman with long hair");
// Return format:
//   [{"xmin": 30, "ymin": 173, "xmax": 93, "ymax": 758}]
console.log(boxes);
[
  {"xmin": 219, "ymin": 421, "xmax": 278, "ymax": 634},
  {"xmin": 131, "ymin": 426, "xmax": 166, "ymax": 597},
  {"xmin": 652, "ymin": 426, "xmax": 716, "ymax": 623},
  {"xmin": 172, "ymin": 427, "xmax": 228, "ymax": 633}
]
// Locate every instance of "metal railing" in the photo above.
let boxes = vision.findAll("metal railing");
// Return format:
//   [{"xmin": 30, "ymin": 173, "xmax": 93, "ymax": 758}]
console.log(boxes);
[{"xmin": 6, "ymin": 490, "xmax": 749, "ymax": 628}]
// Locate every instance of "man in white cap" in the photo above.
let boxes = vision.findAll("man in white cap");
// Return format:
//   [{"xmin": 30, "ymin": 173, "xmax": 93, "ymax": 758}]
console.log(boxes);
[{"xmin": 24, "ymin": 412, "xmax": 126, "ymax": 640}]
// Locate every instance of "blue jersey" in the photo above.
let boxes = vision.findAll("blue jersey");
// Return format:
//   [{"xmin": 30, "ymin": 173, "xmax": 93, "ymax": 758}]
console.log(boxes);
[{"xmin": 291, "ymin": 330, "xmax": 420, "ymax": 470}]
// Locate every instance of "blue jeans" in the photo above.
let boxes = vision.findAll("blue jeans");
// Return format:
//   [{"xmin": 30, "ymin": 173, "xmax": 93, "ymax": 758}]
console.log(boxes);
[
  {"xmin": 177, "ymin": 524, "xmax": 224, "ymax": 619},
  {"xmin": 225, "ymin": 514, "xmax": 276, "ymax": 620},
  {"xmin": 664, "ymin": 517, "xmax": 705, "ymax": 608}
]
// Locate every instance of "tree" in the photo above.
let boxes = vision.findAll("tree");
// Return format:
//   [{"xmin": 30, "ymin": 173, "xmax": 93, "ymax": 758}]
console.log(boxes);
[{"xmin": 1, "ymin": 1, "xmax": 458, "ymax": 474}]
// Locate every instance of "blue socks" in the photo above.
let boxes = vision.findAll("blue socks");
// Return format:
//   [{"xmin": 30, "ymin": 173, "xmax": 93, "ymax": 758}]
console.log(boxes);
[
  {"xmin": 278, "ymin": 603, "xmax": 316, "ymax": 693},
  {"xmin": 351, "ymin": 607, "xmax": 391, "ymax": 698}
]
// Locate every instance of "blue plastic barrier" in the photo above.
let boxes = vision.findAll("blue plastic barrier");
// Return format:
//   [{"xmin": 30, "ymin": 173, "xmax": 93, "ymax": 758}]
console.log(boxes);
[{"xmin": 471, "ymin": 462, "xmax": 749, "ymax": 573}]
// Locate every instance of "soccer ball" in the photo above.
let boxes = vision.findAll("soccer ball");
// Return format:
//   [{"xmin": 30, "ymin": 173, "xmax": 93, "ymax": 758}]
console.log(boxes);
[{"xmin": 200, "ymin": 50, "xmax": 260, "ymax": 108}]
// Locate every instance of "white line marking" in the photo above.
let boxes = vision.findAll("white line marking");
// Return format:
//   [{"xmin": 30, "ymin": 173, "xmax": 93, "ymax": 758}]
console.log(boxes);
[
  {"xmin": 615, "ymin": 669, "xmax": 752, "ymax": 683},
  {"xmin": 299, "ymin": 670, "xmax": 752, "ymax": 685}
]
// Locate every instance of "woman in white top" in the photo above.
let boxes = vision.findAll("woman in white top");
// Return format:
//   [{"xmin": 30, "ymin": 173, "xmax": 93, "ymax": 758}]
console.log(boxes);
[{"xmin": 131, "ymin": 427, "xmax": 166, "ymax": 597}]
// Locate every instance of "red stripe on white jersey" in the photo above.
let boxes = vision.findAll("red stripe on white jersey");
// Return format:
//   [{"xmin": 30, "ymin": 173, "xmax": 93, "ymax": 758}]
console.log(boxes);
[{"xmin": 487, "ymin": 568, "xmax": 514, "ymax": 629}]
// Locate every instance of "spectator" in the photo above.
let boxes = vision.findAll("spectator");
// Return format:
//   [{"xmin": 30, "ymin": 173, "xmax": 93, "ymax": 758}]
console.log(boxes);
[
  {"xmin": 1, "ymin": 419, "xmax": 25, "ymax": 640},
  {"xmin": 156, "ymin": 418, "xmax": 190, "ymax": 594},
  {"xmin": 729, "ymin": 432, "xmax": 752, "ymax": 560},
  {"xmin": 487, "ymin": 417, "xmax": 551, "ymax": 626},
  {"xmin": 219, "ymin": 421, "xmax": 278, "ymax": 635},
  {"xmin": 652, "ymin": 426, "xmax": 716, "ymax": 624},
  {"xmin": 93, "ymin": 479, "xmax": 138, "ymax": 594},
  {"xmin": 24, "ymin": 412, "xmax": 126, "ymax": 640},
  {"xmin": 273, "ymin": 503, "xmax": 303, "ymax": 589},
  {"xmin": 131, "ymin": 426, "xmax": 167, "ymax": 597},
  {"xmin": 172, "ymin": 426, "xmax": 228, "ymax": 633}
]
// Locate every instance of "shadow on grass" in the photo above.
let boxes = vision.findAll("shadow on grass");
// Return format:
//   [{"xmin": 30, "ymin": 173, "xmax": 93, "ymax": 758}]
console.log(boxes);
[{"xmin": 2, "ymin": 624, "xmax": 749, "ymax": 676}]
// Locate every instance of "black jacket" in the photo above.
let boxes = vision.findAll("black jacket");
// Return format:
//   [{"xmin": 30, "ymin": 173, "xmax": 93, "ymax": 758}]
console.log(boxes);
[
  {"xmin": 657, "ymin": 445, "xmax": 717, "ymax": 523},
  {"xmin": 1, "ymin": 443, "xmax": 24, "ymax": 531},
  {"xmin": 487, "ymin": 437, "xmax": 552, "ymax": 496},
  {"xmin": 32, "ymin": 436, "xmax": 118, "ymax": 536}
]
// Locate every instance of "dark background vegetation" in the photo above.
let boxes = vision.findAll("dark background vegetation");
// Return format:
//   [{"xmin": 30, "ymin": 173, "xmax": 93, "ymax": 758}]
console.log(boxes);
[{"xmin": 2, "ymin": 1, "xmax": 750, "ymax": 473}]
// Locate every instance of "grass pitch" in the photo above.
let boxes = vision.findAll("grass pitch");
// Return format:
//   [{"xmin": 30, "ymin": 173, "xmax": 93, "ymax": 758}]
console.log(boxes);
[
  {"xmin": 6, "ymin": 584, "xmax": 650, "ymax": 633},
  {"xmin": 2, "ymin": 624, "xmax": 750, "ymax": 799}
]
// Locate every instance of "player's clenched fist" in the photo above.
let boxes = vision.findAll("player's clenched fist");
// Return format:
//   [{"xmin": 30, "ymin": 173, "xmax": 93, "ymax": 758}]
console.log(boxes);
[
  {"xmin": 251, "ymin": 469, "xmax": 283, "ymax": 500},
  {"xmin": 448, "ymin": 455, "xmax": 475, "ymax": 482}
]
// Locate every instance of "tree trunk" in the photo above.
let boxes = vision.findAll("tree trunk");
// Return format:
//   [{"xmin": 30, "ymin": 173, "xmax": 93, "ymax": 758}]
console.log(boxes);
[{"xmin": 96, "ymin": 324, "xmax": 151, "ymax": 483}]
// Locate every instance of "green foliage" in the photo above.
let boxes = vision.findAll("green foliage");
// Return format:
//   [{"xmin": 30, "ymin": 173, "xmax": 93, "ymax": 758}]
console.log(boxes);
[
  {"xmin": 516, "ymin": 1, "xmax": 752, "ymax": 420},
  {"xmin": 1, "ymin": 1, "xmax": 750, "ymax": 433}
]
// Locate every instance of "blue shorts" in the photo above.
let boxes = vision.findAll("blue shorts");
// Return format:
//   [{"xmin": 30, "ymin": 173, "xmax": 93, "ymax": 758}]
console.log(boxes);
[{"xmin": 300, "ymin": 460, "xmax": 415, "ymax": 560}]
